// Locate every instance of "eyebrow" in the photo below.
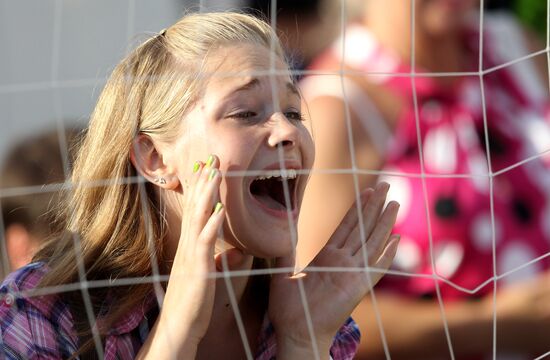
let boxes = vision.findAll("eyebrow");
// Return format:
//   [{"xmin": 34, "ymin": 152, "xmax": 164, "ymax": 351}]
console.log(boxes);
[
  {"xmin": 232, "ymin": 77, "xmax": 301, "ymax": 98},
  {"xmin": 286, "ymin": 82, "xmax": 301, "ymax": 98},
  {"xmin": 234, "ymin": 78, "xmax": 260, "ymax": 93}
]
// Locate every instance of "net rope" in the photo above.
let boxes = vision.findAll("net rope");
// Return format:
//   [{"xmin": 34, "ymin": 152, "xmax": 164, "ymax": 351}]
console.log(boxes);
[{"xmin": 0, "ymin": 0, "xmax": 549, "ymax": 359}]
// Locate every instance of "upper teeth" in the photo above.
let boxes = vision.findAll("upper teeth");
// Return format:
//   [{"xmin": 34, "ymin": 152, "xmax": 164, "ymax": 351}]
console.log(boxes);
[{"xmin": 255, "ymin": 169, "xmax": 298, "ymax": 181}]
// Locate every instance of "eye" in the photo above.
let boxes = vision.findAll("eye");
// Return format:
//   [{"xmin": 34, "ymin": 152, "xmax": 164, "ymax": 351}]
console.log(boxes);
[
  {"xmin": 231, "ymin": 111, "xmax": 257, "ymax": 119},
  {"xmin": 285, "ymin": 111, "xmax": 305, "ymax": 122},
  {"xmin": 227, "ymin": 111, "xmax": 260, "ymax": 124}
]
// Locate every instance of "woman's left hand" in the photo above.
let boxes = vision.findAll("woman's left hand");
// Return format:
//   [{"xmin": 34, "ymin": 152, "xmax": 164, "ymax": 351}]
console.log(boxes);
[{"xmin": 268, "ymin": 183, "xmax": 400, "ymax": 357}]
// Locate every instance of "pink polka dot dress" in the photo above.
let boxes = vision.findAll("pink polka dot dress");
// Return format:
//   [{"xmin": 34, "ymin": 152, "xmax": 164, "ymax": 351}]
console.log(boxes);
[
  {"xmin": 379, "ymin": 21, "xmax": 550, "ymax": 300},
  {"xmin": 304, "ymin": 13, "xmax": 550, "ymax": 301}
]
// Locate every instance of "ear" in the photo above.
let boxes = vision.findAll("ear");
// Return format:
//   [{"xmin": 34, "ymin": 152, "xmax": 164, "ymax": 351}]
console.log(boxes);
[
  {"xmin": 130, "ymin": 134, "xmax": 178, "ymax": 190},
  {"xmin": 5, "ymin": 224, "xmax": 35, "ymax": 271}
]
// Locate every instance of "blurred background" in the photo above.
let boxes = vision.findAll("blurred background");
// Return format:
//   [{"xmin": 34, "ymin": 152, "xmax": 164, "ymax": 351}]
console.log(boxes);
[{"xmin": 0, "ymin": 0, "xmax": 544, "ymax": 161}]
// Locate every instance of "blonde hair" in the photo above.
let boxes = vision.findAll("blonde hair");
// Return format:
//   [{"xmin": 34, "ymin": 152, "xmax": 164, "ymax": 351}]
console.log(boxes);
[{"xmin": 34, "ymin": 11, "xmax": 286, "ymax": 351}]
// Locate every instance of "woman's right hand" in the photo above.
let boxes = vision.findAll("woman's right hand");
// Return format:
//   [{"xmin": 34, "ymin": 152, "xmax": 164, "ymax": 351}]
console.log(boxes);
[{"xmin": 137, "ymin": 155, "xmax": 225, "ymax": 359}]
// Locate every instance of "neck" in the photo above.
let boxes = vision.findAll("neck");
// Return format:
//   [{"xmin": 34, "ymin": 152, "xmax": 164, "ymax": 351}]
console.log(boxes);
[
  {"xmin": 212, "ymin": 254, "xmax": 256, "ymax": 313},
  {"xmin": 198, "ymin": 255, "xmax": 267, "ymax": 359}
]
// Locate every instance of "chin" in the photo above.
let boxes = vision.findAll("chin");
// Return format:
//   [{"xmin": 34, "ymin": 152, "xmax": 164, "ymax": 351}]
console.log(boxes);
[
  {"xmin": 247, "ymin": 232, "xmax": 296, "ymax": 259},
  {"xmin": 221, "ymin": 216, "xmax": 296, "ymax": 258},
  {"xmin": 256, "ymin": 241, "xmax": 295, "ymax": 259}
]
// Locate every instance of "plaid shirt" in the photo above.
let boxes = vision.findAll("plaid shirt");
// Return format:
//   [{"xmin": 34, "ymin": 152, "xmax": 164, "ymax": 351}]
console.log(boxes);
[{"xmin": 1, "ymin": 263, "xmax": 360, "ymax": 359}]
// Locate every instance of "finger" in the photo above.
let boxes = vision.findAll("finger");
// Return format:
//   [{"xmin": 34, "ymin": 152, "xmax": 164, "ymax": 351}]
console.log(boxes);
[
  {"xmin": 374, "ymin": 234, "xmax": 400, "ymax": 269},
  {"xmin": 366, "ymin": 234, "xmax": 400, "ymax": 288},
  {"xmin": 172, "ymin": 160, "xmax": 203, "ymax": 201},
  {"xmin": 354, "ymin": 200, "xmax": 399, "ymax": 261},
  {"xmin": 193, "ymin": 155, "xmax": 220, "ymax": 201},
  {"xmin": 215, "ymin": 248, "xmax": 248, "ymax": 272},
  {"xmin": 342, "ymin": 192, "xmax": 373, "ymax": 253},
  {"xmin": 343, "ymin": 182, "xmax": 390, "ymax": 253},
  {"xmin": 190, "ymin": 161, "xmax": 205, "ymax": 186},
  {"xmin": 356, "ymin": 182, "xmax": 390, "ymax": 246},
  {"xmin": 191, "ymin": 166, "xmax": 222, "ymax": 236},
  {"xmin": 328, "ymin": 188, "xmax": 374, "ymax": 249},
  {"xmin": 196, "ymin": 202, "xmax": 226, "ymax": 270}
]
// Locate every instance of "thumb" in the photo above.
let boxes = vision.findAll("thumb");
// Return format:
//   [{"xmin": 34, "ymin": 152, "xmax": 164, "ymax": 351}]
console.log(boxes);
[{"xmin": 215, "ymin": 248, "xmax": 249, "ymax": 272}]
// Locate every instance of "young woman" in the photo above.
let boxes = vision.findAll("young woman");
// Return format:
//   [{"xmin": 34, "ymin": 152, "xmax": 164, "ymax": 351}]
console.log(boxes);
[{"xmin": 0, "ymin": 12, "xmax": 400, "ymax": 359}]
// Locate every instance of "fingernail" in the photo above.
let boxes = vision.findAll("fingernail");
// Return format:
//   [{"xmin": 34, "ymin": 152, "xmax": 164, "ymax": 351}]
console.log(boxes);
[
  {"xmin": 193, "ymin": 161, "xmax": 200, "ymax": 173},
  {"xmin": 206, "ymin": 155, "xmax": 214, "ymax": 167},
  {"xmin": 214, "ymin": 202, "xmax": 223, "ymax": 213},
  {"xmin": 375, "ymin": 182, "xmax": 389, "ymax": 193},
  {"xmin": 209, "ymin": 168, "xmax": 218, "ymax": 181}
]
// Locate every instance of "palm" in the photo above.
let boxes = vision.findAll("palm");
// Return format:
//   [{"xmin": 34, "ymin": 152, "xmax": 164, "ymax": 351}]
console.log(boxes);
[{"xmin": 269, "ymin": 184, "xmax": 400, "ymax": 345}]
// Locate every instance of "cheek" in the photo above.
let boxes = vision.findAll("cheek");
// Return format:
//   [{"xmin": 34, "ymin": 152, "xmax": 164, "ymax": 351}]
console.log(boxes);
[
  {"xmin": 218, "ymin": 173, "xmax": 250, "ymax": 248},
  {"xmin": 170, "ymin": 128, "xmax": 210, "ymax": 177},
  {"xmin": 214, "ymin": 146, "xmax": 251, "ymax": 205},
  {"xmin": 212, "ymin": 133, "xmax": 257, "ymax": 174}
]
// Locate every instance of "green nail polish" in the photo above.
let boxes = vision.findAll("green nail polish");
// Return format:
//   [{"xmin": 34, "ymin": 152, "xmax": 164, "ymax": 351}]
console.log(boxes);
[
  {"xmin": 209, "ymin": 168, "xmax": 218, "ymax": 181},
  {"xmin": 206, "ymin": 155, "xmax": 214, "ymax": 167},
  {"xmin": 193, "ymin": 161, "xmax": 200, "ymax": 173},
  {"xmin": 214, "ymin": 202, "xmax": 223, "ymax": 213}
]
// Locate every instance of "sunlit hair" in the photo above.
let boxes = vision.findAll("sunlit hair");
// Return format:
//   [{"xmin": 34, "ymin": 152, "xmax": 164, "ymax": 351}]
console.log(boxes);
[{"xmin": 34, "ymin": 11, "xmax": 286, "ymax": 353}]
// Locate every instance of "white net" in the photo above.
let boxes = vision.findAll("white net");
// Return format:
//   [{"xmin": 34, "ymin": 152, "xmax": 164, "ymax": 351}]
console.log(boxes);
[{"xmin": 0, "ymin": 0, "xmax": 549, "ymax": 359}]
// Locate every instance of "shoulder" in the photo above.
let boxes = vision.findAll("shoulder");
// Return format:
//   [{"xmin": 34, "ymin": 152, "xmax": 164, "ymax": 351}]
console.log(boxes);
[
  {"xmin": 1, "ymin": 262, "xmax": 78, "ymax": 359},
  {"xmin": 300, "ymin": 24, "xmax": 374, "ymax": 104},
  {"xmin": 479, "ymin": 11, "xmax": 543, "ymax": 64},
  {"xmin": 480, "ymin": 11, "xmax": 548, "ymax": 102},
  {"xmin": 2, "ymin": 262, "xmax": 47, "ymax": 290},
  {"xmin": 329, "ymin": 317, "xmax": 361, "ymax": 360},
  {"xmin": 1, "ymin": 262, "xmax": 58, "ymax": 314}
]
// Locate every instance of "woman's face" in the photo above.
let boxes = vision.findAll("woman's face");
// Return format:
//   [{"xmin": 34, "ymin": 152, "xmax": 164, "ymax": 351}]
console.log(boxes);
[
  {"xmin": 370, "ymin": 0, "xmax": 477, "ymax": 38},
  {"xmin": 165, "ymin": 43, "xmax": 314, "ymax": 258},
  {"xmin": 416, "ymin": 0, "xmax": 478, "ymax": 37}
]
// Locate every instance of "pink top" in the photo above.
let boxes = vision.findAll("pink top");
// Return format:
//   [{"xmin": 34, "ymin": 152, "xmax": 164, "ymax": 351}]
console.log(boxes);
[
  {"xmin": 302, "ymin": 14, "xmax": 550, "ymax": 359},
  {"xmin": 303, "ymin": 13, "xmax": 550, "ymax": 301}
]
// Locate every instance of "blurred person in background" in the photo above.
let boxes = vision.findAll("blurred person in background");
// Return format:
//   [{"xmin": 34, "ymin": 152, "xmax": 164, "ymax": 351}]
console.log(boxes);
[
  {"xmin": 246, "ymin": 0, "xmax": 340, "ymax": 72},
  {"xmin": 298, "ymin": 0, "xmax": 550, "ymax": 359},
  {"xmin": 0, "ymin": 129, "xmax": 80, "ymax": 279}
]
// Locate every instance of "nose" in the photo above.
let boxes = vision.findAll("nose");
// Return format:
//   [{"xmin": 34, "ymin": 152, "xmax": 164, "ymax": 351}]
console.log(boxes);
[{"xmin": 267, "ymin": 113, "xmax": 300, "ymax": 149}]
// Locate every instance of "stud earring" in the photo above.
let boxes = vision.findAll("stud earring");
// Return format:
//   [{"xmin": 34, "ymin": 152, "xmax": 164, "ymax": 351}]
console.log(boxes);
[{"xmin": 154, "ymin": 177, "xmax": 166, "ymax": 185}]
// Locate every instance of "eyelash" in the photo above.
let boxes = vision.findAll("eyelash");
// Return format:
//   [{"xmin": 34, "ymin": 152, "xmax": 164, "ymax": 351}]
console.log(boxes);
[
  {"xmin": 232, "ymin": 111, "xmax": 257, "ymax": 119},
  {"xmin": 285, "ymin": 111, "xmax": 306, "ymax": 122},
  {"xmin": 230, "ymin": 111, "xmax": 305, "ymax": 122}
]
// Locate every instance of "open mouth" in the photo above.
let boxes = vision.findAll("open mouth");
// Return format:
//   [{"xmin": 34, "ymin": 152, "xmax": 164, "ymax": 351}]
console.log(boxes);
[{"xmin": 249, "ymin": 169, "xmax": 298, "ymax": 214}]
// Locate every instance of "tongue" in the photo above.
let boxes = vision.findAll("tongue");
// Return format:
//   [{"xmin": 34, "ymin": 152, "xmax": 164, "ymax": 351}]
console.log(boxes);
[
  {"xmin": 252, "ymin": 192, "xmax": 287, "ymax": 211},
  {"xmin": 250, "ymin": 178, "xmax": 288, "ymax": 211}
]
